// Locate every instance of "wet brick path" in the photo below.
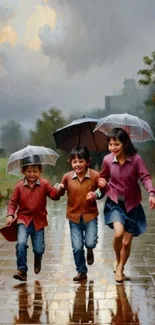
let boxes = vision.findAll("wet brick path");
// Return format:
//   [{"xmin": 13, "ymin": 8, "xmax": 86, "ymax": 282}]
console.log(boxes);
[{"xmin": 0, "ymin": 196, "xmax": 155, "ymax": 324}]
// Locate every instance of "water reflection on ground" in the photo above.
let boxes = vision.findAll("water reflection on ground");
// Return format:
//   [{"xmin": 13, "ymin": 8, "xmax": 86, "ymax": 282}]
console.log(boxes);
[
  {"xmin": 69, "ymin": 281, "xmax": 95, "ymax": 324},
  {"xmin": 13, "ymin": 281, "xmax": 43, "ymax": 324},
  {"xmin": 110, "ymin": 284, "xmax": 140, "ymax": 325},
  {"xmin": 0, "ymin": 199, "xmax": 154, "ymax": 324}
]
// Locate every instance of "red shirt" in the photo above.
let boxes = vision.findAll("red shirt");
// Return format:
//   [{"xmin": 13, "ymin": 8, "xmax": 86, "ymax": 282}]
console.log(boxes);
[
  {"xmin": 7, "ymin": 178, "xmax": 61, "ymax": 231},
  {"xmin": 100, "ymin": 153, "xmax": 155, "ymax": 212}
]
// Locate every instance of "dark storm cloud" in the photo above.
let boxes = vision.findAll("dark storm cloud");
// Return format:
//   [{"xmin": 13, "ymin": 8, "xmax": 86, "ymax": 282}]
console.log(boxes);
[
  {"xmin": 0, "ymin": 43, "xmax": 53, "ymax": 125},
  {"xmin": 0, "ymin": 0, "xmax": 155, "ymax": 126},
  {"xmin": 40, "ymin": 0, "xmax": 155, "ymax": 74}
]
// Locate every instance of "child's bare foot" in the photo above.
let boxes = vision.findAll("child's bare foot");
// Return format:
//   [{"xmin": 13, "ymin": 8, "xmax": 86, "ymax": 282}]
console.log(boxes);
[
  {"xmin": 115, "ymin": 273, "xmax": 124, "ymax": 283},
  {"xmin": 113, "ymin": 260, "xmax": 119, "ymax": 273},
  {"xmin": 115, "ymin": 272, "xmax": 129, "ymax": 283}
]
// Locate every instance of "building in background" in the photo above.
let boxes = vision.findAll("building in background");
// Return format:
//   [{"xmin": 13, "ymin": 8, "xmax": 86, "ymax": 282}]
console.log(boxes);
[{"xmin": 105, "ymin": 79, "xmax": 149, "ymax": 117}]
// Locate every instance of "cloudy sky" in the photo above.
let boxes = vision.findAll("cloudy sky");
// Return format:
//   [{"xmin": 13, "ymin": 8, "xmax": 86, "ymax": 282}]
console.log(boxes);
[{"xmin": 0, "ymin": 0, "xmax": 155, "ymax": 128}]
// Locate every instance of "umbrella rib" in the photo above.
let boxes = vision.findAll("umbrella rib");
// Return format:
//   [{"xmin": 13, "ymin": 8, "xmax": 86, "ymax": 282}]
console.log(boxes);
[
  {"xmin": 78, "ymin": 125, "xmax": 82, "ymax": 146},
  {"xmin": 88, "ymin": 123, "xmax": 99, "ymax": 152}
]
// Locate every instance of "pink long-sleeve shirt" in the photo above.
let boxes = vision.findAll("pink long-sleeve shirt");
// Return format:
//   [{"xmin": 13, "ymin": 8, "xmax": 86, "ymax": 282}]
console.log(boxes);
[{"xmin": 100, "ymin": 153, "xmax": 155, "ymax": 212}]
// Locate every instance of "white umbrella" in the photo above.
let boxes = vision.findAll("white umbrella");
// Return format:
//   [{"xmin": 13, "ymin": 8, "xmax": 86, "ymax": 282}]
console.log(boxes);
[
  {"xmin": 7, "ymin": 145, "xmax": 59, "ymax": 176},
  {"xmin": 94, "ymin": 113, "xmax": 155, "ymax": 142}
]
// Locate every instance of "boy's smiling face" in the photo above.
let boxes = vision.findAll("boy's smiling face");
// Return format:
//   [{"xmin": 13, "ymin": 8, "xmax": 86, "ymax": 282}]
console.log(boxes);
[
  {"xmin": 21, "ymin": 165, "xmax": 42, "ymax": 184},
  {"xmin": 71, "ymin": 155, "xmax": 89, "ymax": 176}
]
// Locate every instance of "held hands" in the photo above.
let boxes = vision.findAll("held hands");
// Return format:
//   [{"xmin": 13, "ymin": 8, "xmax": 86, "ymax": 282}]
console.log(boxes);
[
  {"xmin": 56, "ymin": 183, "xmax": 65, "ymax": 194},
  {"xmin": 6, "ymin": 215, "xmax": 14, "ymax": 226},
  {"xmin": 149, "ymin": 195, "xmax": 155, "ymax": 209},
  {"xmin": 86, "ymin": 191, "xmax": 97, "ymax": 203},
  {"xmin": 98, "ymin": 177, "xmax": 108, "ymax": 189}
]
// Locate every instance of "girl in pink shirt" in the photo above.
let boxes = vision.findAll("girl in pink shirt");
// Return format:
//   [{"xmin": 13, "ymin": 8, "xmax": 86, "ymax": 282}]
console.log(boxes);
[{"xmin": 87, "ymin": 128, "xmax": 155, "ymax": 283}]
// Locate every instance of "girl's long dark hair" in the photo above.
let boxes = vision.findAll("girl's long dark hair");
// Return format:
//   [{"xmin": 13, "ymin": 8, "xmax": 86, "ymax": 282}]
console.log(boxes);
[{"xmin": 107, "ymin": 128, "xmax": 137, "ymax": 156}]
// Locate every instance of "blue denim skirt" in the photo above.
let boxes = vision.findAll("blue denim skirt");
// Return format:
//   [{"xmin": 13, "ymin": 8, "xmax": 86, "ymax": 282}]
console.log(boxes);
[{"xmin": 104, "ymin": 197, "xmax": 146, "ymax": 237}]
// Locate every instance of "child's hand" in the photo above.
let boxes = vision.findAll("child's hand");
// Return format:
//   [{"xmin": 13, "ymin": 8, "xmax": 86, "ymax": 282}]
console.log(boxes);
[
  {"xmin": 149, "ymin": 195, "xmax": 155, "ymax": 209},
  {"xmin": 98, "ymin": 177, "xmax": 108, "ymax": 189},
  {"xmin": 57, "ymin": 183, "xmax": 65, "ymax": 193},
  {"xmin": 86, "ymin": 191, "xmax": 97, "ymax": 203},
  {"xmin": 58, "ymin": 183, "xmax": 65, "ymax": 189},
  {"xmin": 6, "ymin": 215, "xmax": 14, "ymax": 226}
]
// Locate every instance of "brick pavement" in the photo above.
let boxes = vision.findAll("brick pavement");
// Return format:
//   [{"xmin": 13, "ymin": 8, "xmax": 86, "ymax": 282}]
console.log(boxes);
[{"xmin": 0, "ymin": 197, "xmax": 155, "ymax": 325}]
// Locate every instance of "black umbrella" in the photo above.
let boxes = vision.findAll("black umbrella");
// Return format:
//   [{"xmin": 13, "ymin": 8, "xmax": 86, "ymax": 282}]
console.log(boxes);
[{"xmin": 52, "ymin": 116, "xmax": 108, "ymax": 152}]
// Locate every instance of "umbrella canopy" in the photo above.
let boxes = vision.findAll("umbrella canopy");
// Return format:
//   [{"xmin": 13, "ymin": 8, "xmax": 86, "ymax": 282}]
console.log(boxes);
[
  {"xmin": 52, "ymin": 116, "xmax": 108, "ymax": 152},
  {"xmin": 94, "ymin": 113, "xmax": 155, "ymax": 142},
  {"xmin": 7, "ymin": 145, "xmax": 59, "ymax": 176}
]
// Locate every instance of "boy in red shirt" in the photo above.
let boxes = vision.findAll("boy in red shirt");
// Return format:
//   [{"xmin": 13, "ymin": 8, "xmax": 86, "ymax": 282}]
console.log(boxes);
[{"xmin": 6, "ymin": 155, "xmax": 64, "ymax": 281}]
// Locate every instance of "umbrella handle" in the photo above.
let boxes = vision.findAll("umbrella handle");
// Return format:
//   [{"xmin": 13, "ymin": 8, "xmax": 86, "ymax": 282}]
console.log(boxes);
[{"xmin": 124, "ymin": 126, "xmax": 130, "ymax": 135}]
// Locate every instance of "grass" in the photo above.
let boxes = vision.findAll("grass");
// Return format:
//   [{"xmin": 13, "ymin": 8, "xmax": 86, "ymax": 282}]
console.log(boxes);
[
  {"xmin": 0, "ymin": 157, "xmax": 18, "ymax": 197},
  {"xmin": 0, "ymin": 157, "xmax": 59, "ymax": 199}
]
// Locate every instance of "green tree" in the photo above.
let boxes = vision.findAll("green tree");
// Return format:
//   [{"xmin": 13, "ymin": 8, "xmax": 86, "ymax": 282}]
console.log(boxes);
[
  {"xmin": 138, "ymin": 51, "xmax": 155, "ymax": 111},
  {"xmin": 138, "ymin": 51, "xmax": 155, "ymax": 86},
  {"xmin": 137, "ymin": 51, "xmax": 155, "ymax": 165},
  {"xmin": 1, "ymin": 120, "xmax": 24, "ymax": 154},
  {"xmin": 29, "ymin": 108, "xmax": 69, "ymax": 180},
  {"xmin": 29, "ymin": 108, "xmax": 66, "ymax": 148}
]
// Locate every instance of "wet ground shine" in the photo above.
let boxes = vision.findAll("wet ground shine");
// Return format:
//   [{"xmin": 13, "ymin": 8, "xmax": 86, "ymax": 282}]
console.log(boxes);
[{"xmin": 0, "ymin": 195, "xmax": 155, "ymax": 324}]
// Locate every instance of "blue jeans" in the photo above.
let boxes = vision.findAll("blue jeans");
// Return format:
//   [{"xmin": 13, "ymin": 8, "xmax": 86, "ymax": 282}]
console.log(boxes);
[
  {"xmin": 16, "ymin": 222, "xmax": 45, "ymax": 272},
  {"xmin": 69, "ymin": 217, "xmax": 98, "ymax": 274}
]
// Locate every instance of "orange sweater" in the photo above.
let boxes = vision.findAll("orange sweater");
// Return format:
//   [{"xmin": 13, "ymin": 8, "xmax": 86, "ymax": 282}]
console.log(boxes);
[{"xmin": 61, "ymin": 169, "xmax": 100, "ymax": 223}]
